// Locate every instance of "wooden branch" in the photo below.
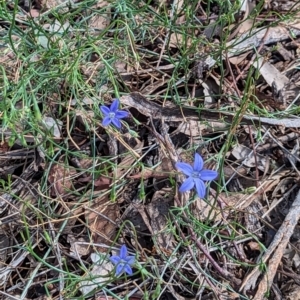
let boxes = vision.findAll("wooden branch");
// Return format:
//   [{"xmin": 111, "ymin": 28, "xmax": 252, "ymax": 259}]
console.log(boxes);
[{"xmin": 240, "ymin": 189, "xmax": 300, "ymax": 298}]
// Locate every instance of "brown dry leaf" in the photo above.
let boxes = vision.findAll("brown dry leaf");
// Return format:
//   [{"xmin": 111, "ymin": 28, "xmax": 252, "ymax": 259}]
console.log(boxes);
[
  {"xmin": 140, "ymin": 76, "xmax": 168, "ymax": 94},
  {"xmin": 0, "ymin": 248, "xmax": 28, "ymax": 287},
  {"xmin": 271, "ymin": 177, "xmax": 296, "ymax": 199},
  {"xmin": 128, "ymin": 157, "xmax": 173, "ymax": 180},
  {"xmin": 128, "ymin": 168, "xmax": 166, "ymax": 180},
  {"xmin": 236, "ymin": 170, "xmax": 290, "ymax": 209},
  {"xmin": 29, "ymin": 9, "xmax": 40, "ymax": 17},
  {"xmin": 253, "ymin": 56, "xmax": 289, "ymax": 94},
  {"xmin": 247, "ymin": 241, "xmax": 261, "ymax": 252},
  {"xmin": 169, "ymin": 32, "xmax": 192, "ymax": 48},
  {"xmin": 275, "ymin": 1, "xmax": 300, "ymax": 11},
  {"xmin": 226, "ymin": 26, "xmax": 300, "ymax": 58},
  {"xmin": 0, "ymin": 233, "xmax": 10, "ymax": 268},
  {"xmin": 93, "ymin": 176, "xmax": 112, "ymax": 189},
  {"xmin": 88, "ymin": 1, "xmax": 110, "ymax": 32},
  {"xmin": 40, "ymin": 0, "xmax": 72, "ymax": 12},
  {"xmin": 263, "ymin": 170, "xmax": 290, "ymax": 197},
  {"xmin": 280, "ymin": 18, "xmax": 300, "ymax": 30},
  {"xmin": 236, "ymin": 19, "xmax": 254, "ymax": 36},
  {"xmin": 78, "ymin": 157, "xmax": 95, "ymax": 170},
  {"xmin": 285, "ymin": 285, "xmax": 300, "ymax": 300},
  {"xmin": 146, "ymin": 188, "xmax": 174, "ymax": 250},
  {"xmin": 0, "ymin": 43, "xmax": 20, "ymax": 83},
  {"xmin": 0, "ymin": 141, "xmax": 9, "ymax": 154},
  {"xmin": 36, "ymin": 21, "xmax": 72, "ymax": 50},
  {"xmin": 80, "ymin": 252, "xmax": 113, "ymax": 296},
  {"xmin": 115, "ymin": 136, "xmax": 144, "ymax": 179},
  {"xmin": 48, "ymin": 163, "xmax": 77, "ymax": 197},
  {"xmin": 229, "ymin": 51, "xmax": 251, "ymax": 65},
  {"xmin": 114, "ymin": 60, "xmax": 128, "ymax": 73},
  {"xmin": 231, "ymin": 144, "xmax": 267, "ymax": 171},
  {"xmin": 168, "ymin": 0, "xmax": 194, "ymax": 48},
  {"xmin": 81, "ymin": 61, "xmax": 105, "ymax": 84},
  {"xmin": 75, "ymin": 109, "xmax": 94, "ymax": 127},
  {"xmin": 276, "ymin": 42, "xmax": 294, "ymax": 61},
  {"xmin": 68, "ymin": 235, "xmax": 90, "ymax": 258},
  {"xmin": 192, "ymin": 195, "xmax": 222, "ymax": 222},
  {"xmin": 283, "ymin": 244, "xmax": 300, "ymax": 269},
  {"xmin": 229, "ymin": 0, "xmax": 254, "ymax": 37},
  {"xmin": 85, "ymin": 193, "xmax": 118, "ymax": 251},
  {"xmin": 43, "ymin": 116, "xmax": 62, "ymax": 138},
  {"xmin": 78, "ymin": 175, "xmax": 112, "ymax": 190},
  {"xmin": 122, "ymin": 189, "xmax": 174, "ymax": 250},
  {"xmin": 221, "ymin": 192, "xmax": 252, "ymax": 207},
  {"xmin": 192, "ymin": 192, "xmax": 248, "ymax": 222}
]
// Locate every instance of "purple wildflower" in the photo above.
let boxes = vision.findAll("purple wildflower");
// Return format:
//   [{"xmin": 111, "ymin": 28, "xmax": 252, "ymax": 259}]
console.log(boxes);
[
  {"xmin": 175, "ymin": 153, "xmax": 218, "ymax": 198},
  {"xmin": 100, "ymin": 99, "xmax": 128, "ymax": 129},
  {"xmin": 109, "ymin": 245, "xmax": 135, "ymax": 277}
]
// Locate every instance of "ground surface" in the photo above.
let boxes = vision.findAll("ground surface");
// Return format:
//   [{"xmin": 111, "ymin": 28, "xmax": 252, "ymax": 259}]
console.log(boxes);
[{"xmin": 1, "ymin": 0, "xmax": 300, "ymax": 299}]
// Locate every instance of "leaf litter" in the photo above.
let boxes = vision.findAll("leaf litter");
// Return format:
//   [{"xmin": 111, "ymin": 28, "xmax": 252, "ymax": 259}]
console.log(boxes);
[{"xmin": 1, "ymin": 0, "xmax": 300, "ymax": 299}]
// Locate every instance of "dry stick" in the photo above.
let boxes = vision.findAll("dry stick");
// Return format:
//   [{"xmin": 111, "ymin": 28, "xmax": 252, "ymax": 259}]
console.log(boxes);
[
  {"xmin": 253, "ymin": 190, "xmax": 300, "ymax": 299},
  {"xmin": 121, "ymin": 93, "xmax": 300, "ymax": 128},
  {"xmin": 48, "ymin": 221, "xmax": 64, "ymax": 300},
  {"xmin": 225, "ymin": 52, "xmax": 241, "ymax": 98},
  {"xmin": 67, "ymin": 96, "xmax": 80, "ymax": 150},
  {"xmin": 240, "ymin": 189, "xmax": 300, "ymax": 297},
  {"xmin": 248, "ymin": 125, "xmax": 260, "ymax": 188}
]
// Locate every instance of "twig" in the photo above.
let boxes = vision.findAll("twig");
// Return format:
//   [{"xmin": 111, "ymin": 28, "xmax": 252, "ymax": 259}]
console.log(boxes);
[
  {"xmin": 240, "ymin": 189, "xmax": 300, "ymax": 298},
  {"xmin": 67, "ymin": 96, "xmax": 80, "ymax": 150},
  {"xmin": 248, "ymin": 125, "xmax": 260, "ymax": 188},
  {"xmin": 121, "ymin": 93, "xmax": 300, "ymax": 128}
]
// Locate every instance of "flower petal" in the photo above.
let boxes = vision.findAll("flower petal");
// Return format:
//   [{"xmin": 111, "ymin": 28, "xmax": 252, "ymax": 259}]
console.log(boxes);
[
  {"xmin": 115, "ymin": 110, "xmax": 129, "ymax": 119},
  {"xmin": 110, "ymin": 99, "xmax": 119, "ymax": 112},
  {"xmin": 116, "ymin": 263, "xmax": 125, "ymax": 276},
  {"xmin": 102, "ymin": 117, "xmax": 111, "ymax": 126},
  {"xmin": 123, "ymin": 264, "xmax": 133, "ymax": 276},
  {"xmin": 194, "ymin": 178, "xmax": 206, "ymax": 198},
  {"xmin": 125, "ymin": 255, "xmax": 135, "ymax": 265},
  {"xmin": 119, "ymin": 245, "xmax": 128, "ymax": 259},
  {"xmin": 194, "ymin": 153, "xmax": 204, "ymax": 172},
  {"xmin": 175, "ymin": 162, "xmax": 193, "ymax": 176},
  {"xmin": 111, "ymin": 117, "xmax": 121, "ymax": 128},
  {"xmin": 102, "ymin": 116, "xmax": 112, "ymax": 126},
  {"xmin": 179, "ymin": 176, "xmax": 194, "ymax": 192},
  {"xmin": 100, "ymin": 105, "xmax": 110, "ymax": 115},
  {"xmin": 109, "ymin": 255, "xmax": 121, "ymax": 265},
  {"xmin": 200, "ymin": 170, "xmax": 218, "ymax": 181}
]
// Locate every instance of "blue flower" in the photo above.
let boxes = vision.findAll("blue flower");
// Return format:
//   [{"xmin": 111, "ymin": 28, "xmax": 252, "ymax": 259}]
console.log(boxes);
[
  {"xmin": 109, "ymin": 245, "xmax": 135, "ymax": 277},
  {"xmin": 100, "ymin": 99, "xmax": 129, "ymax": 129},
  {"xmin": 175, "ymin": 153, "xmax": 218, "ymax": 198}
]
